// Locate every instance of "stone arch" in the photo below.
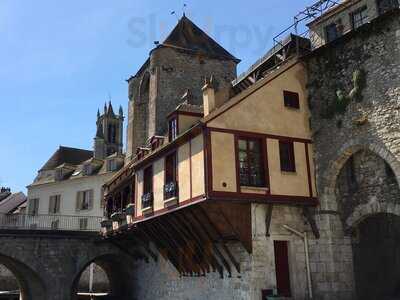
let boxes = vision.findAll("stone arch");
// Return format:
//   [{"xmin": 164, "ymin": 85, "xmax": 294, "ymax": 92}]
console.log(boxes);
[
  {"xmin": 321, "ymin": 138, "xmax": 400, "ymax": 211},
  {"xmin": 0, "ymin": 254, "xmax": 46, "ymax": 300},
  {"xmin": 70, "ymin": 253, "xmax": 135, "ymax": 300},
  {"xmin": 346, "ymin": 202, "xmax": 400, "ymax": 228}
]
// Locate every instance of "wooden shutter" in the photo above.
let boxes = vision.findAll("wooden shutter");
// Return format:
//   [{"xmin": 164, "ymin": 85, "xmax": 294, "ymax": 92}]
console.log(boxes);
[
  {"xmin": 76, "ymin": 192, "xmax": 82, "ymax": 211},
  {"xmin": 49, "ymin": 196, "xmax": 55, "ymax": 214},
  {"xmin": 88, "ymin": 190, "xmax": 94, "ymax": 210},
  {"xmin": 55, "ymin": 195, "xmax": 61, "ymax": 213},
  {"xmin": 28, "ymin": 199, "xmax": 35, "ymax": 215}
]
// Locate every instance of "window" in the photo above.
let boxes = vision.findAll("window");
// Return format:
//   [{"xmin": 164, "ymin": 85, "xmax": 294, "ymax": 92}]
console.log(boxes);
[
  {"xmin": 283, "ymin": 91, "xmax": 300, "ymax": 109},
  {"xmin": 49, "ymin": 195, "xmax": 61, "ymax": 214},
  {"xmin": 108, "ymin": 124, "xmax": 117, "ymax": 143},
  {"xmin": 107, "ymin": 159, "xmax": 117, "ymax": 172},
  {"xmin": 238, "ymin": 138, "xmax": 266, "ymax": 187},
  {"xmin": 164, "ymin": 152, "xmax": 178, "ymax": 199},
  {"xmin": 83, "ymin": 164, "xmax": 92, "ymax": 176},
  {"xmin": 55, "ymin": 168, "xmax": 64, "ymax": 181},
  {"xmin": 28, "ymin": 198, "xmax": 39, "ymax": 215},
  {"xmin": 279, "ymin": 141, "xmax": 296, "ymax": 172},
  {"xmin": 351, "ymin": 6, "xmax": 368, "ymax": 29},
  {"xmin": 143, "ymin": 166, "xmax": 153, "ymax": 195},
  {"xmin": 325, "ymin": 23, "xmax": 339, "ymax": 43},
  {"xmin": 76, "ymin": 190, "xmax": 93, "ymax": 211},
  {"xmin": 168, "ymin": 118, "xmax": 178, "ymax": 142},
  {"xmin": 142, "ymin": 166, "xmax": 153, "ymax": 208}
]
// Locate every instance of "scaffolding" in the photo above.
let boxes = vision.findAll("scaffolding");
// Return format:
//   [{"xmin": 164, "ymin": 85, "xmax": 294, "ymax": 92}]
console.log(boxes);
[{"xmin": 233, "ymin": 0, "xmax": 341, "ymax": 93}]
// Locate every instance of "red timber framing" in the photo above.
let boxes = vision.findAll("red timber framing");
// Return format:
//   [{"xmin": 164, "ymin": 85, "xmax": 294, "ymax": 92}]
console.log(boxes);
[
  {"xmin": 204, "ymin": 126, "xmax": 318, "ymax": 205},
  {"xmin": 104, "ymin": 202, "xmax": 251, "ymax": 277},
  {"xmin": 104, "ymin": 164, "xmax": 135, "ymax": 218}
]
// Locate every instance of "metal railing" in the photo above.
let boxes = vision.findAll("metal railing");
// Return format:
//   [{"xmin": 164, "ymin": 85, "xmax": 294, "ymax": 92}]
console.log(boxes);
[
  {"xmin": 141, "ymin": 192, "xmax": 154, "ymax": 209},
  {"xmin": 164, "ymin": 182, "xmax": 178, "ymax": 200},
  {"xmin": 0, "ymin": 213, "xmax": 102, "ymax": 232}
]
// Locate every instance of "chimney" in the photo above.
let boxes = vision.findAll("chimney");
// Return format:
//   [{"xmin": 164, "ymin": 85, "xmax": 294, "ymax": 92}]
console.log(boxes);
[{"xmin": 202, "ymin": 75, "xmax": 227, "ymax": 116}]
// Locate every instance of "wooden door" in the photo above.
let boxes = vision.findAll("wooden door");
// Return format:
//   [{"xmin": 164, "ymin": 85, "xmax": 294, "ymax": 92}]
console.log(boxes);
[{"xmin": 274, "ymin": 240, "xmax": 291, "ymax": 297}]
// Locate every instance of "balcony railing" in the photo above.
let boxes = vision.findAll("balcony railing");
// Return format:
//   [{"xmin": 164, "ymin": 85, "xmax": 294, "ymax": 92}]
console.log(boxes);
[
  {"xmin": 0, "ymin": 213, "xmax": 102, "ymax": 232},
  {"xmin": 164, "ymin": 181, "xmax": 178, "ymax": 200},
  {"xmin": 141, "ymin": 192, "xmax": 154, "ymax": 209}
]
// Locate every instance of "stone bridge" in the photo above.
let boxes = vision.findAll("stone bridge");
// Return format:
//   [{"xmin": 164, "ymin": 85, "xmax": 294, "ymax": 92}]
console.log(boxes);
[{"xmin": 0, "ymin": 229, "xmax": 138, "ymax": 300}]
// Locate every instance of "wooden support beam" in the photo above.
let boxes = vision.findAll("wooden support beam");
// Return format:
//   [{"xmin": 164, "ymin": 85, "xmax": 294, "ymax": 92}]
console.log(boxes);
[
  {"xmin": 196, "ymin": 206, "xmax": 240, "ymax": 274},
  {"xmin": 165, "ymin": 214, "xmax": 209, "ymax": 274},
  {"xmin": 140, "ymin": 223, "xmax": 183, "ymax": 274},
  {"xmin": 127, "ymin": 231, "xmax": 158, "ymax": 262},
  {"xmin": 177, "ymin": 212, "xmax": 223, "ymax": 277},
  {"xmin": 187, "ymin": 209, "xmax": 232, "ymax": 277},
  {"xmin": 156, "ymin": 217, "xmax": 203, "ymax": 275},
  {"xmin": 150, "ymin": 220, "xmax": 196, "ymax": 275},
  {"xmin": 265, "ymin": 204, "xmax": 273, "ymax": 237},
  {"xmin": 303, "ymin": 207, "xmax": 320, "ymax": 239}
]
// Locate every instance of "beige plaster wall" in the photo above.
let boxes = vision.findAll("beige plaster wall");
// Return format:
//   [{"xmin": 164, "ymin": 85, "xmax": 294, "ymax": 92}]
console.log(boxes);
[
  {"xmin": 178, "ymin": 115, "xmax": 201, "ymax": 134},
  {"xmin": 191, "ymin": 134, "xmax": 205, "ymax": 198},
  {"xmin": 208, "ymin": 63, "xmax": 311, "ymax": 140},
  {"xmin": 267, "ymin": 139, "xmax": 310, "ymax": 197},
  {"xmin": 211, "ymin": 131, "xmax": 237, "ymax": 192}
]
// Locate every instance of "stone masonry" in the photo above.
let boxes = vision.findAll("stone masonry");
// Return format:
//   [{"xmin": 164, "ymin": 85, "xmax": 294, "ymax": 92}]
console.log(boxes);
[
  {"xmin": 126, "ymin": 47, "xmax": 237, "ymax": 159},
  {"xmin": 305, "ymin": 9, "xmax": 400, "ymax": 300},
  {"xmin": 130, "ymin": 204, "xmax": 310, "ymax": 300},
  {"xmin": 0, "ymin": 232, "xmax": 136, "ymax": 300}
]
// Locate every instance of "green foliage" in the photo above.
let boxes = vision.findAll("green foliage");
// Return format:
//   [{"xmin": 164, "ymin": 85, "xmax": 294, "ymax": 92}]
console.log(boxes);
[{"xmin": 322, "ymin": 69, "xmax": 366, "ymax": 119}]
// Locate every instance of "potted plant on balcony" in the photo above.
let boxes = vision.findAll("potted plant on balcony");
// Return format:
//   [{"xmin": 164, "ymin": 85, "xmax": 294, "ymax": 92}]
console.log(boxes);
[
  {"xmin": 125, "ymin": 203, "xmax": 135, "ymax": 215},
  {"xmin": 111, "ymin": 211, "xmax": 126, "ymax": 222},
  {"xmin": 100, "ymin": 218, "xmax": 112, "ymax": 231}
]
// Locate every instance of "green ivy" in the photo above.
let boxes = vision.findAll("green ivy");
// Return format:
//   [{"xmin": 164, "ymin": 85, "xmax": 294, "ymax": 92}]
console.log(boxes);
[{"xmin": 323, "ymin": 69, "xmax": 366, "ymax": 119}]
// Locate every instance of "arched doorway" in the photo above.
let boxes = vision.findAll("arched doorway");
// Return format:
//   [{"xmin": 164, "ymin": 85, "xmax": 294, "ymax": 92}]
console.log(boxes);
[
  {"xmin": 335, "ymin": 149, "xmax": 400, "ymax": 299},
  {"xmin": 71, "ymin": 254, "xmax": 134, "ymax": 300},
  {"xmin": 0, "ymin": 255, "xmax": 46, "ymax": 300},
  {"xmin": 351, "ymin": 213, "xmax": 400, "ymax": 300}
]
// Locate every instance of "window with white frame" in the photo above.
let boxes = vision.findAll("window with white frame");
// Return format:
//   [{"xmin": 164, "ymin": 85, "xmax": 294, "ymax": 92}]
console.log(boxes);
[
  {"xmin": 48, "ymin": 195, "xmax": 61, "ymax": 214},
  {"xmin": 76, "ymin": 190, "xmax": 93, "ymax": 211},
  {"xmin": 28, "ymin": 198, "xmax": 39, "ymax": 215}
]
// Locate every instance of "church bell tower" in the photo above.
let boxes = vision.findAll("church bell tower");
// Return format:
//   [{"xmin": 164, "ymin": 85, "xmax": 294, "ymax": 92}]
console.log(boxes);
[{"xmin": 94, "ymin": 101, "xmax": 124, "ymax": 159}]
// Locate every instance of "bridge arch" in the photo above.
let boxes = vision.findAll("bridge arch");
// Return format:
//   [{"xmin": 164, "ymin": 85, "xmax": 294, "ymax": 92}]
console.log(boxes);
[
  {"xmin": 0, "ymin": 254, "xmax": 46, "ymax": 300},
  {"xmin": 71, "ymin": 253, "xmax": 136, "ymax": 300}
]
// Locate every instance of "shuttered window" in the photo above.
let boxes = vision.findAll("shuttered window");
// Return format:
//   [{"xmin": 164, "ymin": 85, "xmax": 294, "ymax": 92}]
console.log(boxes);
[
  {"xmin": 76, "ymin": 190, "xmax": 94, "ymax": 211},
  {"xmin": 28, "ymin": 198, "xmax": 39, "ymax": 215},
  {"xmin": 48, "ymin": 195, "xmax": 61, "ymax": 214}
]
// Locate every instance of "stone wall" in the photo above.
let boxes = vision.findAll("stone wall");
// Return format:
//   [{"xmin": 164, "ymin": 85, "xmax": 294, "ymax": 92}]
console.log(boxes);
[
  {"xmin": 305, "ymin": 10, "xmax": 400, "ymax": 300},
  {"xmin": 0, "ymin": 233, "xmax": 136, "ymax": 300},
  {"xmin": 126, "ymin": 47, "xmax": 237, "ymax": 157},
  {"xmin": 130, "ymin": 204, "xmax": 310, "ymax": 300}
]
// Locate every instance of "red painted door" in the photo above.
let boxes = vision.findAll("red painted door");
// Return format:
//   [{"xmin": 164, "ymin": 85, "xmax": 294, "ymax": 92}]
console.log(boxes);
[{"xmin": 274, "ymin": 240, "xmax": 291, "ymax": 297}]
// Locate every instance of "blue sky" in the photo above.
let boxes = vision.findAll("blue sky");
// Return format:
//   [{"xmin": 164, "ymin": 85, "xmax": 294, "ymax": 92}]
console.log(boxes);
[{"xmin": 0, "ymin": 0, "xmax": 313, "ymax": 193}]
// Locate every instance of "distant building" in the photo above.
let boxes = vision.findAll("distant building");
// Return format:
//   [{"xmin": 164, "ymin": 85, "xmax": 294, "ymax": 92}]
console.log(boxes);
[
  {"xmin": 27, "ymin": 102, "xmax": 125, "ymax": 225},
  {"xmin": 0, "ymin": 188, "xmax": 26, "ymax": 214}
]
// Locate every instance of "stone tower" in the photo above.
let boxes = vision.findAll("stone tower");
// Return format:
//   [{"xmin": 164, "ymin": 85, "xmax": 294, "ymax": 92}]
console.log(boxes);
[
  {"xmin": 126, "ymin": 15, "xmax": 240, "ymax": 159},
  {"xmin": 94, "ymin": 102, "xmax": 124, "ymax": 159}
]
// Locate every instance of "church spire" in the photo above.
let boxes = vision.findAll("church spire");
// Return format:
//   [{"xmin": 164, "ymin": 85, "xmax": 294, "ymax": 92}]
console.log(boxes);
[
  {"xmin": 108, "ymin": 101, "xmax": 115, "ymax": 116},
  {"xmin": 119, "ymin": 105, "xmax": 124, "ymax": 118}
]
